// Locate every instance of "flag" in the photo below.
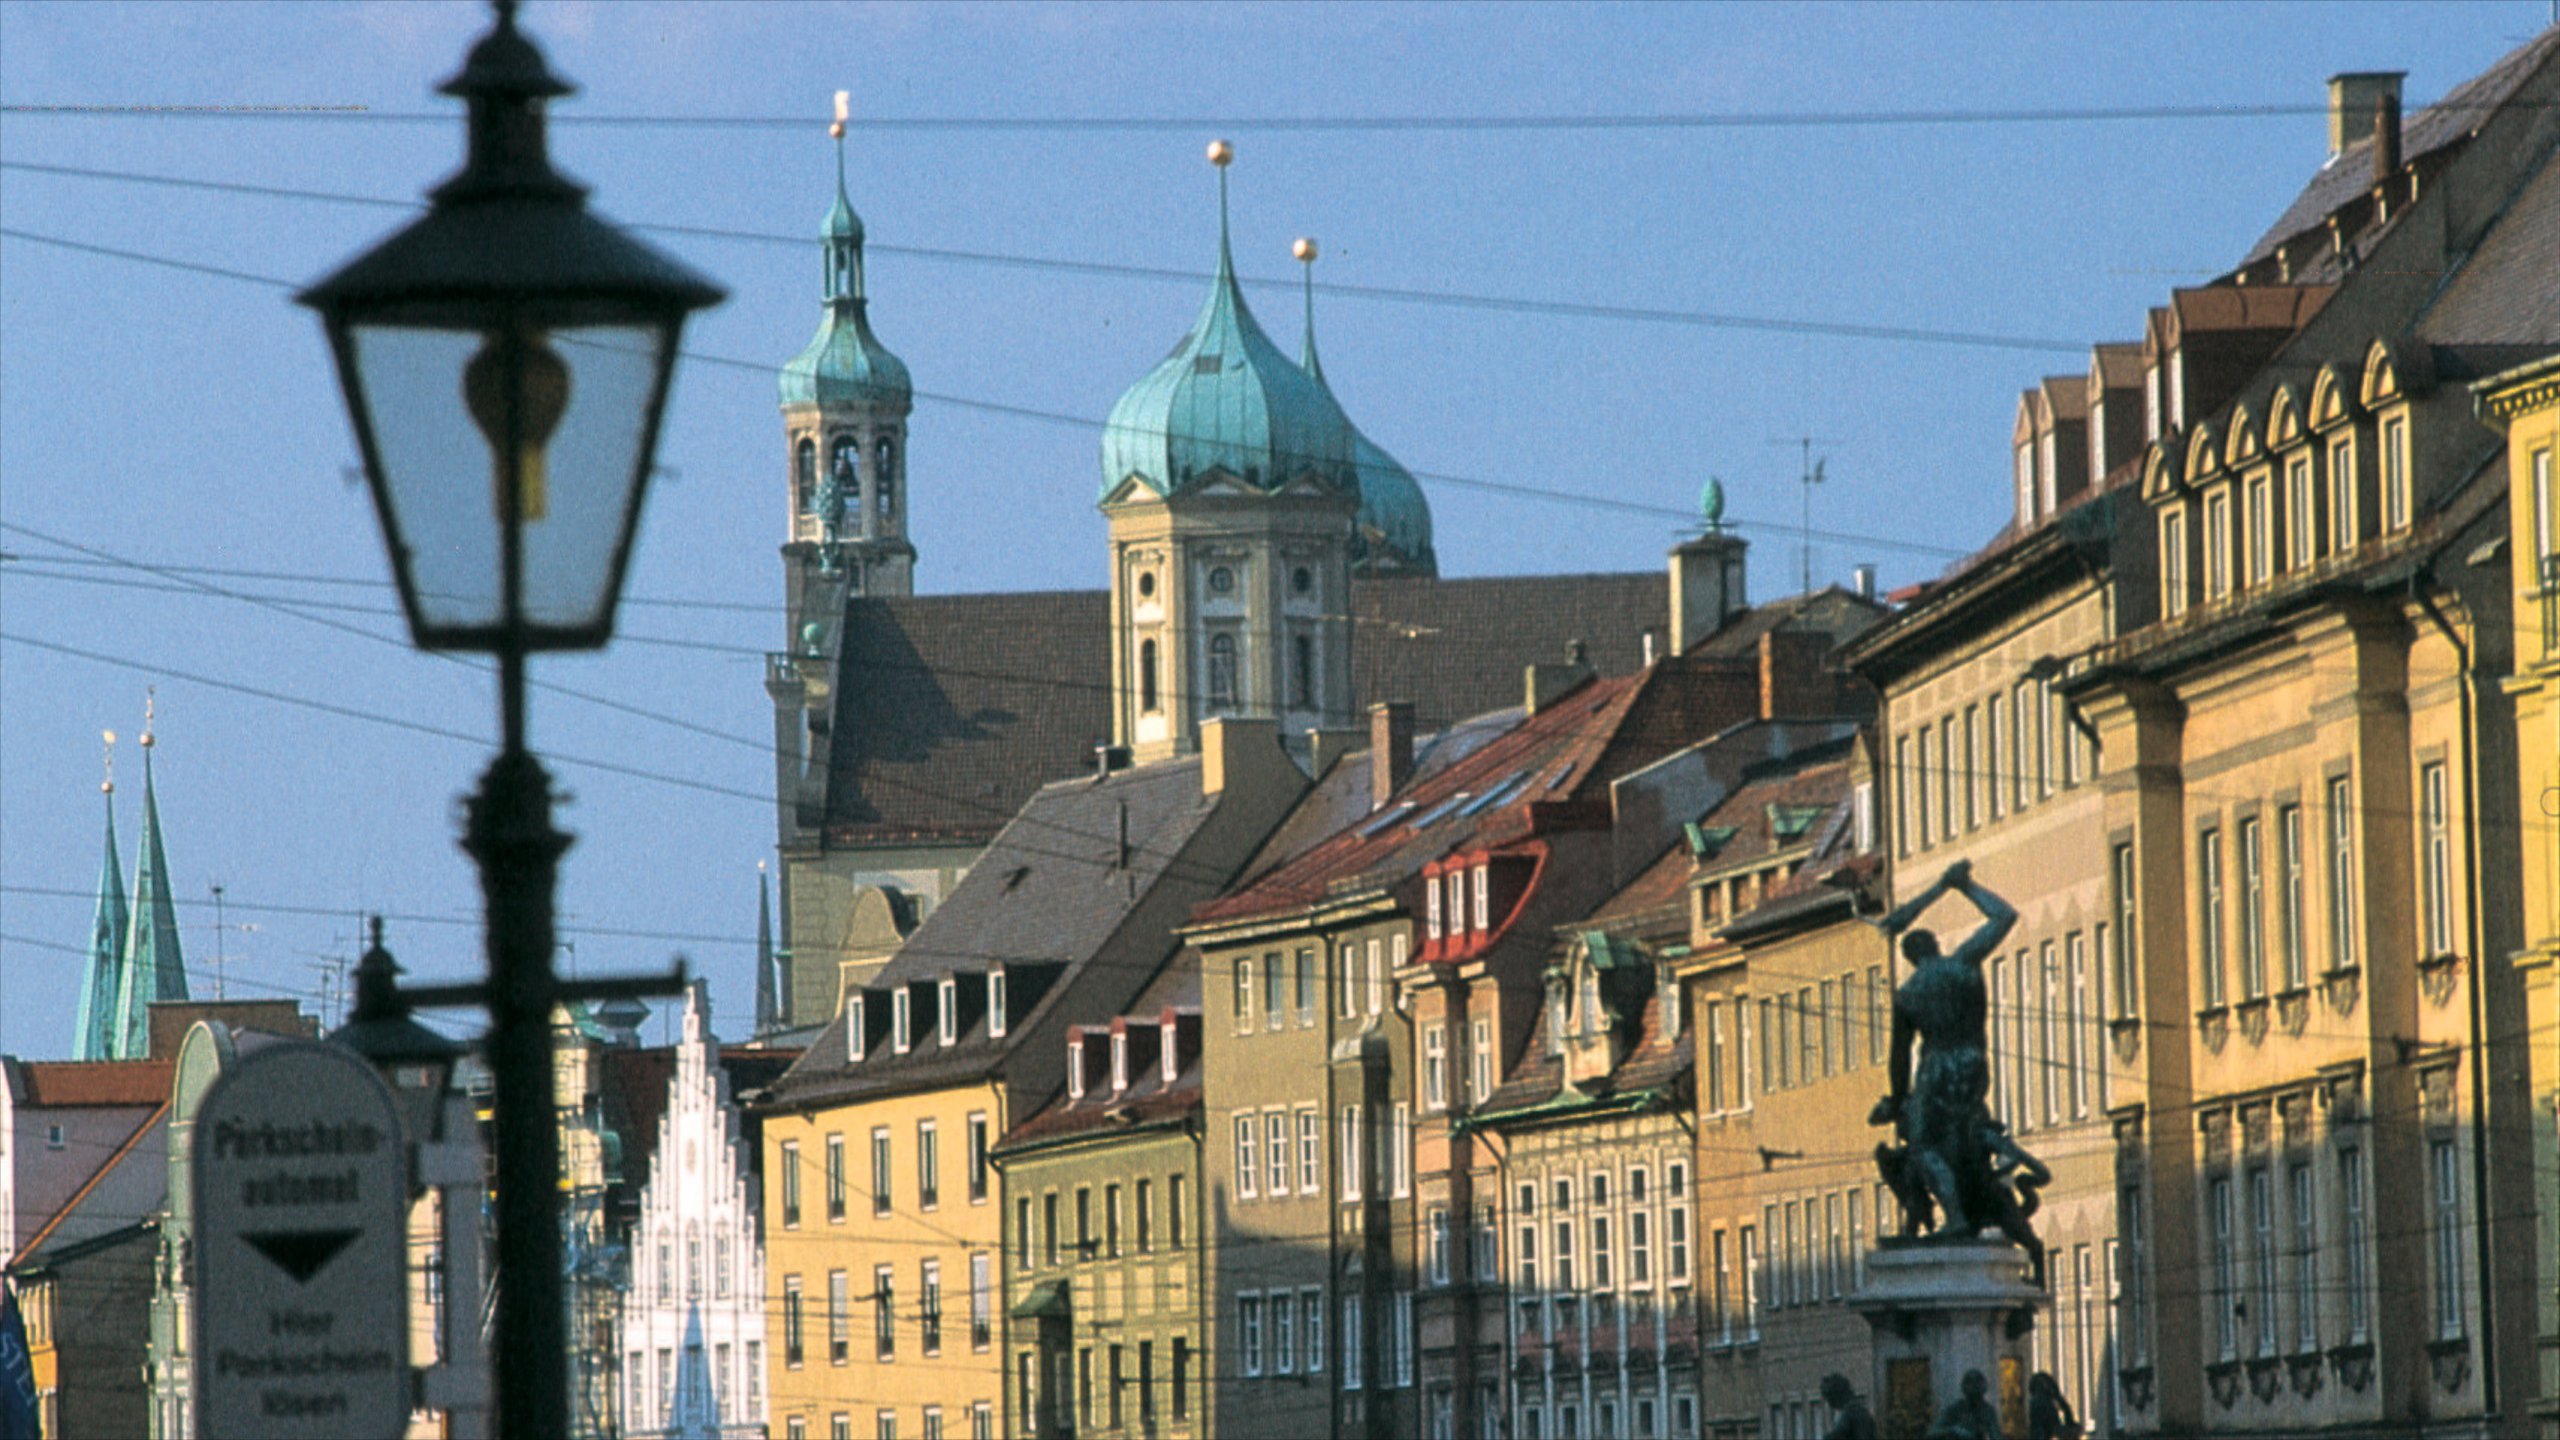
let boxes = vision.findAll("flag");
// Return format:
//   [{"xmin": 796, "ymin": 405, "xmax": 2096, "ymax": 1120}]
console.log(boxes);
[{"xmin": 0, "ymin": 1277, "xmax": 39, "ymax": 1440}]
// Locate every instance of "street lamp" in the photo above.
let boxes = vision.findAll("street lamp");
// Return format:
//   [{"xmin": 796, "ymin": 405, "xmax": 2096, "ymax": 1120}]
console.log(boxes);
[{"xmin": 298, "ymin": 3, "xmax": 721, "ymax": 1434}]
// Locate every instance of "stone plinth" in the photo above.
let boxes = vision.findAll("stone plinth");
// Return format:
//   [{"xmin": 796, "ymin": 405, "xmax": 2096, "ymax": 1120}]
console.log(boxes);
[{"xmin": 1852, "ymin": 1239, "xmax": 2045, "ymax": 1439}]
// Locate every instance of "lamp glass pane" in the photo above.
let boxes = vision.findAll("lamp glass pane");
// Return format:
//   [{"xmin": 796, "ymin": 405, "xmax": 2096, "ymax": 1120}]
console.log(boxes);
[{"xmin": 348, "ymin": 319, "xmax": 664, "ymax": 645}]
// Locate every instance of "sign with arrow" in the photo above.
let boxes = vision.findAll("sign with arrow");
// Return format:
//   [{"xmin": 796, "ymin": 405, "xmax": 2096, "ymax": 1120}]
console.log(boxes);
[{"xmin": 192, "ymin": 1039, "xmax": 411, "ymax": 1439}]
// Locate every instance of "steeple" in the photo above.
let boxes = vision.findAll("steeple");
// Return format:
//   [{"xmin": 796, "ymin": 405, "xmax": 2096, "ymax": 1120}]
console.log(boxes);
[
  {"xmin": 754, "ymin": 861, "xmax": 778, "ymax": 1037},
  {"xmin": 73, "ymin": 732, "xmax": 129, "ymax": 1061},
  {"xmin": 1295, "ymin": 236, "xmax": 1326, "ymax": 385},
  {"xmin": 1289, "ymin": 236, "xmax": 1437, "ymax": 577},
  {"xmin": 113, "ymin": 701, "xmax": 188, "ymax": 1060}
]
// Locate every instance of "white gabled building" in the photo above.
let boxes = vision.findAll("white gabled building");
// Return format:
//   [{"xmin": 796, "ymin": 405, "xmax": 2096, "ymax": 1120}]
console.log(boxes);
[{"xmin": 621, "ymin": 986, "xmax": 774, "ymax": 1440}]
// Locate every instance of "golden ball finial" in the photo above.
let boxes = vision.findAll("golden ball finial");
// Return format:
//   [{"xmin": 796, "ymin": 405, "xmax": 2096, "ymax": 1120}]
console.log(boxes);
[
  {"xmin": 1293, "ymin": 237, "xmax": 1317, "ymax": 263},
  {"xmin": 1207, "ymin": 139, "xmax": 1234, "ymax": 168},
  {"xmin": 829, "ymin": 121, "xmax": 846, "ymax": 140}
]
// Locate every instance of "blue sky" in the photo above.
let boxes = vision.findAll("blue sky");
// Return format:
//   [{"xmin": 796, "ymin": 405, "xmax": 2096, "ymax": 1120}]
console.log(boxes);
[{"xmin": 1, "ymin": 0, "xmax": 2542, "ymax": 1057}]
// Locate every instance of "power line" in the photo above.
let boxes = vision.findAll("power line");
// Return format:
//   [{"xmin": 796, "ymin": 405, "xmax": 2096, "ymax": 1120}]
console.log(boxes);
[
  {"xmin": 0, "ymin": 158, "xmax": 2091, "ymax": 357},
  {"xmin": 0, "ymin": 222, "xmax": 1977, "ymax": 559},
  {"xmin": 1, "ymin": 98, "xmax": 2522, "ymax": 133}
]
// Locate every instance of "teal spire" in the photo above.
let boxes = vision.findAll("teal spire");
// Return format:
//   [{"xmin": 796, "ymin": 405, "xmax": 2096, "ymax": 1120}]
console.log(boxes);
[
  {"xmin": 754, "ymin": 862, "xmax": 778, "ymax": 1036},
  {"xmin": 779, "ymin": 114, "xmax": 911, "ymax": 412},
  {"xmin": 113, "ymin": 726, "xmax": 188, "ymax": 1060},
  {"xmin": 1286, "ymin": 236, "xmax": 1437, "ymax": 576},
  {"xmin": 1295, "ymin": 236, "xmax": 1326, "ymax": 385},
  {"xmin": 1099, "ymin": 142, "xmax": 1359, "ymax": 503},
  {"xmin": 73, "ymin": 741, "xmax": 128, "ymax": 1062}
]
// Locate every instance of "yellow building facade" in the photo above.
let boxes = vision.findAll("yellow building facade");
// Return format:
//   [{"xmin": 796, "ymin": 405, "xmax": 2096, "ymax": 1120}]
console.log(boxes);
[
  {"xmin": 2477, "ymin": 351, "xmax": 2560, "ymax": 1431},
  {"xmin": 763, "ymin": 1081, "xmax": 1006, "ymax": 1440}
]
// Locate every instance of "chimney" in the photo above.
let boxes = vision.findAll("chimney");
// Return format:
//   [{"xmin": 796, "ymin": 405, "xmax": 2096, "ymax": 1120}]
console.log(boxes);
[
  {"xmin": 2372, "ymin": 89, "xmax": 2402, "ymax": 184},
  {"xmin": 1526, "ymin": 639, "xmax": 1596, "ymax": 716},
  {"xmin": 1669, "ymin": 531, "xmax": 1748, "ymax": 654},
  {"xmin": 1759, "ymin": 630, "xmax": 1832, "ymax": 720},
  {"xmin": 1200, "ymin": 716, "xmax": 1278, "ymax": 798},
  {"xmin": 2326, "ymin": 71, "xmax": 2405, "ymax": 158},
  {"xmin": 1852, "ymin": 564, "xmax": 1878, "ymax": 601},
  {"xmin": 1370, "ymin": 702, "xmax": 1414, "ymax": 809}
]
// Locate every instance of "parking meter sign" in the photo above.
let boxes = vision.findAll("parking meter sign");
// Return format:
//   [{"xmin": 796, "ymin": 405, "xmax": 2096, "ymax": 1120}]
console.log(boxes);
[{"xmin": 193, "ymin": 1040, "xmax": 411, "ymax": 1439}]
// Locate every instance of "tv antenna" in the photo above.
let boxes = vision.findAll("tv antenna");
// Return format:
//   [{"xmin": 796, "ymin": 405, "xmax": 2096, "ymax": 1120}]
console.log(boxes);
[{"xmin": 1769, "ymin": 435, "xmax": 1838, "ymax": 594}]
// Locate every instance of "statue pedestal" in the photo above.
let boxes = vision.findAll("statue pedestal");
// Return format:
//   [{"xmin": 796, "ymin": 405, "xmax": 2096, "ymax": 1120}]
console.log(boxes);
[{"xmin": 1852, "ymin": 1239, "xmax": 2044, "ymax": 1438}]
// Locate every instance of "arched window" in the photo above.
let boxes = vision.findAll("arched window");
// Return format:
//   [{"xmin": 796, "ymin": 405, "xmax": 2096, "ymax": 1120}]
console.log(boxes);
[
  {"xmin": 1291, "ymin": 634, "xmax": 1314, "ymax": 708},
  {"xmin": 795, "ymin": 438, "xmax": 816, "ymax": 513},
  {"xmin": 1139, "ymin": 639, "xmax": 1160, "ymax": 713},
  {"xmin": 1207, "ymin": 633, "xmax": 1238, "ymax": 711},
  {"xmin": 876, "ymin": 438, "xmax": 897, "ymax": 518},
  {"xmin": 827, "ymin": 435, "xmax": 861, "ymax": 534}
]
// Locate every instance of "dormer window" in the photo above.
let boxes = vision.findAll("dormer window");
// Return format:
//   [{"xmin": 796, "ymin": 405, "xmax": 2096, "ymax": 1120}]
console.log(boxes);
[
  {"xmin": 893, "ymin": 988, "xmax": 912, "ymax": 1054},
  {"xmin": 849, "ymin": 996, "xmax": 867, "ymax": 1062},
  {"xmin": 1067, "ymin": 1033, "xmax": 1086, "ymax": 1100},
  {"xmin": 1162, "ymin": 1019, "xmax": 1180, "ymax": 1084},
  {"xmin": 2245, "ymin": 473, "xmax": 2273, "ymax": 586},
  {"xmin": 1472, "ymin": 865, "xmax": 1490, "ymax": 932},
  {"xmin": 1426, "ymin": 877, "xmax": 1443, "ymax": 940},
  {"xmin": 1547, "ymin": 988, "xmax": 1567, "ymax": 1056},
  {"xmin": 2381, "ymin": 415, "xmax": 2410, "ymax": 531},
  {"xmin": 1448, "ymin": 872, "xmax": 1468, "ymax": 934},
  {"xmin": 1580, "ymin": 970, "xmax": 1603, "ymax": 1038},
  {"xmin": 2203, "ymin": 490, "xmax": 2232, "ymax": 599},
  {"xmin": 2329, "ymin": 434, "xmax": 2358, "ymax": 552},
  {"xmin": 2015, "ymin": 443, "xmax": 2037, "ymax": 527},
  {"xmin": 2287, "ymin": 454, "xmax": 2317, "ymax": 569},
  {"xmin": 988, "ymin": 968, "xmax": 1009, "ymax": 1039},
  {"xmin": 938, "ymin": 977, "xmax": 958, "ymax": 1048},
  {"xmin": 1112, "ymin": 1032, "xmax": 1129, "ymax": 1094}
]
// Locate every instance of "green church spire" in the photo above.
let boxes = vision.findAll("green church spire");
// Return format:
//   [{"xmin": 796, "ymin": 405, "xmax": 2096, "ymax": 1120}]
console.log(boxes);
[
  {"xmin": 1294, "ymin": 235, "xmax": 1326, "ymax": 385},
  {"xmin": 73, "ymin": 733, "xmax": 128, "ymax": 1061},
  {"xmin": 754, "ymin": 861, "xmax": 778, "ymax": 1036},
  {"xmin": 113, "ymin": 709, "xmax": 188, "ymax": 1060}
]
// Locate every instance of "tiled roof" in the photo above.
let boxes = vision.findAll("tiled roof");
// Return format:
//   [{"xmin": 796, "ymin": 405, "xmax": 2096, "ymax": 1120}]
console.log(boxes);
[
  {"xmin": 2415, "ymin": 145, "xmax": 2560, "ymax": 351},
  {"xmin": 9, "ymin": 1059, "xmax": 174, "ymax": 1108},
  {"xmin": 2240, "ymin": 31, "xmax": 2560, "ymax": 269},
  {"xmin": 771, "ymin": 755, "xmax": 1234, "ymax": 1110},
  {"xmin": 1686, "ymin": 747, "xmax": 1855, "ymax": 878},
  {"xmin": 996, "ymin": 963, "xmax": 1204, "ymax": 1153},
  {"xmin": 1192, "ymin": 595, "xmax": 1878, "ymax": 931},
  {"xmin": 822, "ymin": 572, "xmax": 1674, "ymax": 847}
]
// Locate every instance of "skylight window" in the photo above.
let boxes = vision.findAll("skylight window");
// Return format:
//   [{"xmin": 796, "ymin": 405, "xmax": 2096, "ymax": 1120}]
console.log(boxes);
[
  {"xmin": 1409, "ymin": 792, "xmax": 1475, "ymax": 830},
  {"xmin": 1356, "ymin": 803, "xmax": 1416, "ymax": 838},
  {"xmin": 1457, "ymin": 771, "xmax": 1531, "ymax": 818}
]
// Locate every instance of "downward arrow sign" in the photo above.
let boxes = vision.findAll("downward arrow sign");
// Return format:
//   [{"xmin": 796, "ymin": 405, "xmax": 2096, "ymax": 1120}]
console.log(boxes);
[{"xmin": 243, "ymin": 1229, "xmax": 360, "ymax": 1284}]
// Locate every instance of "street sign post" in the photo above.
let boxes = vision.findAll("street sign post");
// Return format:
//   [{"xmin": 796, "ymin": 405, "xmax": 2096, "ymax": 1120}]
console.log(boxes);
[{"xmin": 192, "ymin": 1040, "xmax": 412, "ymax": 1439}]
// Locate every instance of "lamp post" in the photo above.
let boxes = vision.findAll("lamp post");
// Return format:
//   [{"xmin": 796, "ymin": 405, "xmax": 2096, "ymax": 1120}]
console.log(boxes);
[{"xmin": 299, "ymin": 4, "xmax": 721, "ymax": 1434}]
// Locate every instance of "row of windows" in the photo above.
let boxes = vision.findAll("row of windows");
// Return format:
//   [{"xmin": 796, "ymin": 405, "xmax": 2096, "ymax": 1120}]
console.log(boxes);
[
  {"xmin": 1516, "ymin": 1391, "xmax": 1700, "ymax": 1440},
  {"xmin": 624, "ymin": 1337, "xmax": 762, "ymax": 1431},
  {"xmin": 791, "ymin": 432, "xmax": 902, "ymax": 520},
  {"xmin": 1231, "ymin": 1102, "xmax": 1412, "ymax": 1203},
  {"xmin": 1986, "ymin": 932, "xmax": 2106, "ymax": 1132},
  {"xmin": 1229, "ymin": 935, "xmax": 1404, "ymax": 1034},
  {"xmin": 2161, "ymin": 419, "xmax": 2408, "ymax": 620},
  {"xmin": 2194, "ymin": 1141, "xmax": 2386, "ymax": 1366},
  {"xmin": 1139, "ymin": 627, "xmax": 1326, "ymax": 716},
  {"xmin": 780, "ymin": 1254, "xmax": 996, "ymax": 1368},
  {"xmin": 1699, "ymin": 966, "xmax": 1891, "ymax": 1111},
  {"xmin": 636, "ymin": 1220, "xmax": 740, "ymax": 1306},
  {"xmin": 1022, "ymin": 1335, "xmax": 1193, "ymax": 1437},
  {"xmin": 1421, "ymin": 1016, "xmax": 1497, "ymax": 1112},
  {"xmin": 1511, "ymin": 1163, "xmax": 1694, "ymax": 1296},
  {"xmin": 849, "ymin": 972, "xmax": 1010, "ymax": 1063},
  {"xmin": 1237, "ymin": 1288, "xmax": 1412, "ymax": 1391},
  {"xmin": 778, "ymin": 1117, "xmax": 991, "ymax": 1227},
  {"xmin": 1014, "ymin": 1174, "xmax": 1188, "ymax": 1270},
  {"xmin": 1894, "ymin": 677, "xmax": 2090, "ymax": 859},
  {"xmin": 781, "ymin": 1404, "xmax": 994, "ymax": 1440}
]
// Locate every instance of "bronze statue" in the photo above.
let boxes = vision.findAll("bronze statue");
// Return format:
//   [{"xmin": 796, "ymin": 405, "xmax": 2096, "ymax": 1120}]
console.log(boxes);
[
  {"xmin": 1821, "ymin": 1373, "xmax": 1879, "ymax": 1440},
  {"xmin": 1923, "ymin": 1368, "xmax": 2003, "ymax": 1440},
  {"xmin": 1868, "ymin": 860, "xmax": 2048, "ymax": 1256},
  {"xmin": 2027, "ymin": 1371, "xmax": 2083, "ymax": 1440}
]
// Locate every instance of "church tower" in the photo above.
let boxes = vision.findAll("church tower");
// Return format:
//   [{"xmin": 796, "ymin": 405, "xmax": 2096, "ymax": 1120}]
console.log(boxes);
[
  {"xmin": 771, "ymin": 103, "xmax": 913, "ymax": 848},
  {"xmin": 72, "ymin": 732, "xmax": 129, "ymax": 1061},
  {"xmin": 1098, "ymin": 143, "xmax": 1363, "ymax": 764}
]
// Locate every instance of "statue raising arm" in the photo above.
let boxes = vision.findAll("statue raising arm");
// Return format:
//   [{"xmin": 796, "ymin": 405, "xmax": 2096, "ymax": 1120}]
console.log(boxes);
[{"xmin": 1941, "ymin": 862, "xmax": 2018, "ymax": 969}]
